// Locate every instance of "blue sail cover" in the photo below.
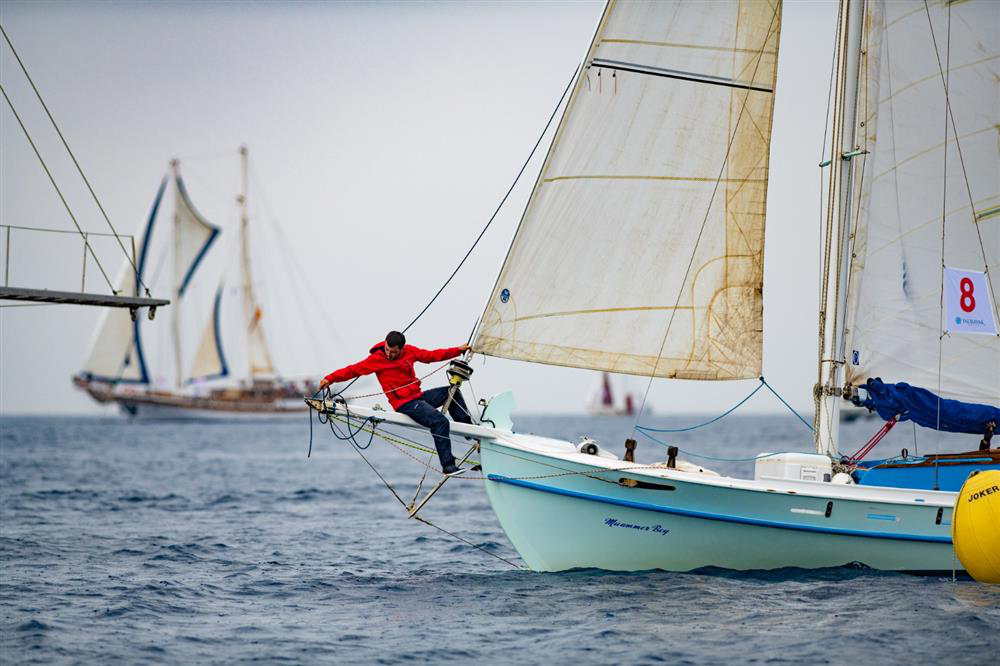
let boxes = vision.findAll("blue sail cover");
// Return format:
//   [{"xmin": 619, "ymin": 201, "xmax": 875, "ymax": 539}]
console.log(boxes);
[{"xmin": 858, "ymin": 378, "xmax": 1000, "ymax": 434}]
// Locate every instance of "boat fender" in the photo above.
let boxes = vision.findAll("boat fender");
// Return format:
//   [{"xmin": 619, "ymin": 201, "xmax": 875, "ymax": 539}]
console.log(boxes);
[
  {"xmin": 831, "ymin": 472, "xmax": 854, "ymax": 485},
  {"xmin": 578, "ymin": 438, "xmax": 600, "ymax": 456},
  {"xmin": 952, "ymin": 470, "xmax": 1000, "ymax": 584}
]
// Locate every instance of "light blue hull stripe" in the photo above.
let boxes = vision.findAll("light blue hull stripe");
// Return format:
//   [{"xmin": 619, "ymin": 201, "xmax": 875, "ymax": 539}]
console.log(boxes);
[{"xmin": 487, "ymin": 475, "xmax": 952, "ymax": 544}]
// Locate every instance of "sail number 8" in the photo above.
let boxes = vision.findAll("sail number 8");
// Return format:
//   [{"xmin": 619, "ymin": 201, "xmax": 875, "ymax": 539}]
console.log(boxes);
[{"xmin": 959, "ymin": 278, "xmax": 976, "ymax": 313}]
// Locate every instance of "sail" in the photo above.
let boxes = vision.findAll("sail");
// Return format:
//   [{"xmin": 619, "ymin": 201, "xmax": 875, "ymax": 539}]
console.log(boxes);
[
  {"xmin": 842, "ymin": 0, "xmax": 999, "ymax": 406},
  {"xmin": 188, "ymin": 286, "xmax": 229, "ymax": 382},
  {"xmin": 474, "ymin": 0, "xmax": 782, "ymax": 380},
  {"xmin": 81, "ymin": 177, "xmax": 166, "ymax": 383},
  {"xmin": 174, "ymin": 175, "xmax": 219, "ymax": 297}
]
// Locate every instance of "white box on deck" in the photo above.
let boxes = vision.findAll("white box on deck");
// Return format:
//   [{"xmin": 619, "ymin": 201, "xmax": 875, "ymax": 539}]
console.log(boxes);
[{"xmin": 754, "ymin": 452, "xmax": 833, "ymax": 483}]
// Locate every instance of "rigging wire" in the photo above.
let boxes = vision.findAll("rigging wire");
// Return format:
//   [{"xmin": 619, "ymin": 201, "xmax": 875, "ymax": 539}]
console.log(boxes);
[
  {"xmin": 396, "ymin": 62, "xmax": 580, "ymax": 337},
  {"xmin": 921, "ymin": 0, "xmax": 999, "ymax": 325},
  {"xmin": 925, "ymin": 0, "xmax": 953, "ymax": 490},
  {"xmin": 0, "ymin": 23, "xmax": 150, "ymax": 297},
  {"xmin": 631, "ymin": 4, "xmax": 781, "ymax": 430},
  {"xmin": 0, "ymin": 84, "xmax": 116, "ymax": 294},
  {"xmin": 323, "ymin": 62, "xmax": 581, "ymax": 397}
]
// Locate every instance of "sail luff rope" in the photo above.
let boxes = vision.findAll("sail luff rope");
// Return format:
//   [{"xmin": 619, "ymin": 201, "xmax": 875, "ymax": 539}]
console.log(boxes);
[
  {"xmin": 466, "ymin": 4, "xmax": 611, "ymax": 347},
  {"xmin": 0, "ymin": 24, "xmax": 150, "ymax": 297},
  {"xmin": 0, "ymin": 84, "xmax": 116, "ymax": 294},
  {"xmin": 390, "ymin": 61, "xmax": 580, "ymax": 339},
  {"xmin": 397, "ymin": 63, "xmax": 580, "ymax": 337},
  {"xmin": 631, "ymin": 3, "xmax": 781, "ymax": 430}
]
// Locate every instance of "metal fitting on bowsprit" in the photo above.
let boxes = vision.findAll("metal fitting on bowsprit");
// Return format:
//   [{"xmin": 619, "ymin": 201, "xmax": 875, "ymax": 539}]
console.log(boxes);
[{"xmin": 447, "ymin": 359, "xmax": 474, "ymax": 386}]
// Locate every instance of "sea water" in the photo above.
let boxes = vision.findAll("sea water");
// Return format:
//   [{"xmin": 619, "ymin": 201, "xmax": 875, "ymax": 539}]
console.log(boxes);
[{"xmin": 2, "ymin": 414, "xmax": 998, "ymax": 664}]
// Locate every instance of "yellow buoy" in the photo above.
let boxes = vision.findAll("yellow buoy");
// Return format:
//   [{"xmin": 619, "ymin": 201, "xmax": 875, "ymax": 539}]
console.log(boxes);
[{"xmin": 952, "ymin": 470, "xmax": 1000, "ymax": 584}]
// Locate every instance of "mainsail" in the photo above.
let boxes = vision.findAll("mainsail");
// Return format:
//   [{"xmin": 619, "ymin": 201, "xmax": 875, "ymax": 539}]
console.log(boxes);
[
  {"xmin": 81, "ymin": 177, "xmax": 166, "ymax": 383},
  {"xmin": 474, "ymin": 0, "xmax": 782, "ymax": 380},
  {"xmin": 841, "ymin": 0, "xmax": 999, "ymax": 406}
]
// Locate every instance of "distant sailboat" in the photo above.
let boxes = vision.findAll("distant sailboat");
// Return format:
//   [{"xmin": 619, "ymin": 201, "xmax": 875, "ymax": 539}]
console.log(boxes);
[
  {"xmin": 587, "ymin": 372, "xmax": 637, "ymax": 416},
  {"xmin": 73, "ymin": 147, "xmax": 312, "ymax": 419}
]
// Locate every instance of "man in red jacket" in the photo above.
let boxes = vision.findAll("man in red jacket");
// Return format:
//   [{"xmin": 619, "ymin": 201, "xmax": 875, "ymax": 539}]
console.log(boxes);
[{"xmin": 319, "ymin": 331, "xmax": 473, "ymax": 476}]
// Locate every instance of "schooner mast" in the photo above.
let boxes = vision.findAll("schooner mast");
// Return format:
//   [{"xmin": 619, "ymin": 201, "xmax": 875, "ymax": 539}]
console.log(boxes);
[{"xmin": 238, "ymin": 145, "xmax": 275, "ymax": 382}]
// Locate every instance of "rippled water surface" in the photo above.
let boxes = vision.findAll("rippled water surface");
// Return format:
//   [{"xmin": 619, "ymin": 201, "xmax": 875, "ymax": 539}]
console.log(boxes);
[{"xmin": 2, "ymin": 414, "xmax": 998, "ymax": 664}]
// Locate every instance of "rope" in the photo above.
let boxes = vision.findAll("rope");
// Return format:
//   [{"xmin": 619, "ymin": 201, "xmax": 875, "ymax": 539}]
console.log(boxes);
[
  {"xmin": 306, "ymin": 395, "xmax": 522, "ymax": 569},
  {"xmin": 635, "ymin": 380, "xmax": 765, "ymax": 433},
  {"xmin": 634, "ymin": 376, "xmax": 813, "ymax": 436},
  {"xmin": 760, "ymin": 377, "xmax": 815, "ymax": 432},
  {"xmin": 922, "ymin": 0, "xmax": 999, "ymax": 328},
  {"xmin": 397, "ymin": 63, "xmax": 580, "ymax": 337},
  {"xmin": 846, "ymin": 416, "xmax": 898, "ymax": 464},
  {"xmin": 0, "ymin": 84, "xmax": 116, "ymax": 294},
  {"xmin": 329, "ymin": 362, "xmax": 450, "ymax": 402},
  {"xmin": 0, "ymin": 24, "xmax": 149, "ymax": 297},
  {"xmin": 465, "ymin": 63, "xmax": 584, "ymax": 346}
]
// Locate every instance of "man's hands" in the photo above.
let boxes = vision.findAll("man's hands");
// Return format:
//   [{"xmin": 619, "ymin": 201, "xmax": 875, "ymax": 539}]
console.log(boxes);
[
  {"xmin": 318, "ymin": 377, "xmax": 331, "ymax": 392},
  {"xmin": 459, "ymin": 344, "xmax": 472, "ymax": 353}
]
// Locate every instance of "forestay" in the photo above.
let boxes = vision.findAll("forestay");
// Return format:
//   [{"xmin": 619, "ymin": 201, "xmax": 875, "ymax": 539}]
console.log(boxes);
[
  {"xmin": 842, "ymin": 0, "xmax": 999, "ymax": 405},
  {"xmin": 474, "ymin": 0, "xmax": 782, "ymax": 380}
]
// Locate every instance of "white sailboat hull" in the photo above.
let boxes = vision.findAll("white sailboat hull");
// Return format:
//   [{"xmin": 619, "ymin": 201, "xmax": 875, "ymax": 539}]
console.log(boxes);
[
  {"xmin": 322, "ymin": 403, "xmax": 960, "ymax": 573},
  {"xmin": 479, "ymin": 438, "xmax": 959, "ymax": 573}
]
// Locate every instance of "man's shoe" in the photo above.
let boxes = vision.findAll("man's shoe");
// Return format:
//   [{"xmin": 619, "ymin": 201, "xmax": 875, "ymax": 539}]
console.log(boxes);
[{"xmin": 442, "ymin": 465, "xmax": 468, "ymax": 477}]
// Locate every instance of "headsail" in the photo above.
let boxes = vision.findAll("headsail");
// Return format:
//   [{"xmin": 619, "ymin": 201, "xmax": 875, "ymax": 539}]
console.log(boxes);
[
  {"xmin": 81, "ymin": 177, "xmax": 166, "ymax": 383},
  {"xmin": 842, "ymin": 0, "xmax": 999, "ymax": 406},
  {"xmin": 187, "ymin": 286, "xmax": 229, "ymax": 383},
  {"xmin": 474, "ymin": 0, "xmax": 782, "ymax": 380},
  {"xmin": 174, "ymin": 174, "xmax": 220, "ymax": 298}
]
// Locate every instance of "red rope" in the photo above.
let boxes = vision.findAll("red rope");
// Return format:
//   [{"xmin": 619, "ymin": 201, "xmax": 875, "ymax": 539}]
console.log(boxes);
[{"xmin": 848, "ymin": 416, "xmax": 899, "ymax": 463}]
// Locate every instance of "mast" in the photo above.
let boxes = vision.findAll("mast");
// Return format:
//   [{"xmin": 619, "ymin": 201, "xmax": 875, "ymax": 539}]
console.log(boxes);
[
  {"xmin": 171, "ymin": 158, "xmax": 183, "ymax": 388},
  {"xmin": 238, "ymin": 145, "xmax": 275, "ymax": 382},
  {"xmin": 816, "ymin": 0, "xmax": 865, "ymax": 456}
]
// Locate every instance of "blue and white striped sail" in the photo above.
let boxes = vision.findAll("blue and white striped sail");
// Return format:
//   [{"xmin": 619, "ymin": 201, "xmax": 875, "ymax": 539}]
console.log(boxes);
[
  {"xmin": 187, "ymin": 286, "xmax": 229, "ymax": 383},
  {"xmin": 81, "ymin": 177, "xmax": 166, "ymax": 383},
  {"xmin": 475, "ymin": 0, "xmax": 782, "ymax": 381},
  {"xmin": 842, "ymin": 0, "xmax": 1000, "ymax": 406}
]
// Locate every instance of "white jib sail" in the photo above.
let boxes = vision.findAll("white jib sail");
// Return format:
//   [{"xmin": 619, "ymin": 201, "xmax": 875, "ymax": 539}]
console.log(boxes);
[
  {"xmin": 188, "ymin": 287, "xmax": 228, "ymax": 382},
  {"xmin": 81, "ymin": 267, "xmax": 145, "ymax": 381},
  {"xmin": 474, "ymin": 0, "xmax": 782, "ymax": 380},
  {"xmin": 842, "ymin": 0, "xmax": 999, "ymax": 405}
]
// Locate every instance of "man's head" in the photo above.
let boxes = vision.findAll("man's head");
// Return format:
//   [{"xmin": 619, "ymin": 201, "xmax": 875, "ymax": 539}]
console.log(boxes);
[{"xmin": 384, "ymin": 331, "xmax": 405, "ymax": 360}]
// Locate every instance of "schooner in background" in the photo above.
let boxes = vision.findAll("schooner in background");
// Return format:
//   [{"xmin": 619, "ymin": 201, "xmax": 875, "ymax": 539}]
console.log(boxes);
[{"xmin": 74, "ymin": 148, "xmax": 314, "ymax": 419}]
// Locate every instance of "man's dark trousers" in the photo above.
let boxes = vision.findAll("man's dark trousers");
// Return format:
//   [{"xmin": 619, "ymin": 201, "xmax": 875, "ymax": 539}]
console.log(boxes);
[{"xmin": 396, "ymin": 387, "xmax": 473, "ymax": 469}]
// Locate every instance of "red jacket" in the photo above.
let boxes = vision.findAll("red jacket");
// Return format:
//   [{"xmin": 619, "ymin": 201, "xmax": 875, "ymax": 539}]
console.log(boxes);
[{"xmin": 323, "ymin": 342, "xmax": 464, "ymax": 410}]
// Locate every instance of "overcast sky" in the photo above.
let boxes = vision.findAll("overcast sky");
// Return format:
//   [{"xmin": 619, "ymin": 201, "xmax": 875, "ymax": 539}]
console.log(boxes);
[{"xmin": 1, "ymin": 0, "xmax": 838, "ymax": 416}]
